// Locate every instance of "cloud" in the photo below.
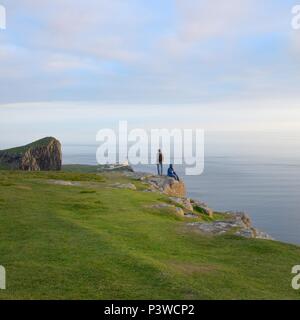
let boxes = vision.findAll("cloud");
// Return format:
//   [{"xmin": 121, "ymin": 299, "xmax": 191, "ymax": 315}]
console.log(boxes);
[
  {"xmin": 176, "ymin": 0, "xmax": 251, "ymax": 40},
  {"xmin": 10, "ymin": 0, "xmax": 146, "ymax": 63},
  {"xmin": 0, "ymin": 0, "xmax": 299, "ymax": 107},
  {"xmin": 43, "ymin": 53, "xmax": 95, "ymax": 72}
]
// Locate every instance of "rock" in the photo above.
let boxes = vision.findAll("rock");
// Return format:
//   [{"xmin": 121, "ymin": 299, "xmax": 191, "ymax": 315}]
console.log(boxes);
[
  {"xmin": 169, "ymin": 197, "xmax": 193, "ymax": 211},
  {"xmin": 123, "ymin": 172, "xmax": 186, "ymax": 197},
  {"xmin": 142, "ymin": 189, "xmax": 155, "ymax": 193},
  {"xmin": 122, "ymin": 171, "xmax": 153, "ymax": 180},
  {"xmin": 184, "ymin": 213, "xmax": 199, "ymax": 218},
  {"xmin": 225, "ymin": 211, "xmax": 252, "ymax": 228},
  {"xmin": 190, "ymin": 199, "xmax": 213, "ymax": 218},
  {"xmin": 97, "ymin": 164, "xmax": 134, "ymax": 173},
  {"xmin": 149, "ymin": 203, "xmax": 185, "ymax": 217},
  {"xmin": 252, "ymin": 229, "xmax": 274, "ymax": 240},
  {"xmin": 234, "ymin": 227, "xmax": 274, "ymax": 240},
  {"xmin": 188, "ymin": 211, "xmax": 274, "ymax": 240},
  {"xmin": 142, "ymin": 184, "xmax": 157, "ymax": 193},
  {"xmin": 145, "ymin": 176, "xmax": 186, "ymax": 197},
  {"xmin": 0, "ymin": 137, "xmax": 62, "ymax": 171},
  {"xmin": 150, "ymin": 203, "xmax": 175, "ymax": 210},
  {"xmin": 188, "ymin": 221, "xmax": 238, "ymax": 235},
  {"xmin": 235, "ymin": 228, "xmax": 254, "ymax": 238},
  {"xmin": 174, "ymin": 207, "xmax": 185, "ymax": 216}
]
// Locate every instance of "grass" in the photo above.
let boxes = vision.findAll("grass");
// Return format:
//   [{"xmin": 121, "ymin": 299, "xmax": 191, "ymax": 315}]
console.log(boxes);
[
  {"xmin": 0, "ymin": 169, "xmax": 300, "ymax": 299},
  {"xmin": 62, "ymin": 164, "xmax": 102, "ymax": 173},
  {"xmin": 0, "ymin": 137, "xmax": 56, "ymax": 157}
]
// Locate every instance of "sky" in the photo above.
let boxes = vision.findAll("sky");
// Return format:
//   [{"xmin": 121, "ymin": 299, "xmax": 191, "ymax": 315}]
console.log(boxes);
[{"xmin": 0, "ymin": 0, "xmax": 300, "ymax": 147}]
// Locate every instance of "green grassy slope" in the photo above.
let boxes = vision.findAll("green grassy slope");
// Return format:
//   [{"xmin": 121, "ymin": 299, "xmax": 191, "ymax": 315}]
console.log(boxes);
[
  {"xmin": 0, "ymin": 169, "xmax": 299, "ymax": 299},
  {"xmin": 0, "ymin": 137, "xmax": 56, "ymax": 156},
  {"xmin": 62, "ymin": 164, "xmax": 103, "ymax": 173}
]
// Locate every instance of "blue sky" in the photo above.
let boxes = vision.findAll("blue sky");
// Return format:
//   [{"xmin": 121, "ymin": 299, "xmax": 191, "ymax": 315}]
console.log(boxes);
[{"xmin": 0, "ymin": 0, "xmax": 300, "ymax": 146}]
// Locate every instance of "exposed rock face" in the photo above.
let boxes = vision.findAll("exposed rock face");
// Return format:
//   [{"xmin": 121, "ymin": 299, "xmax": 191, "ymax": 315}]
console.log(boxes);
[
  {"xmin": 148, "ymin": 203, "xmax": 185, "ymax": 217},
  {"xmin": 190, "ymin": 199, "xmax": 214, "ymax": 218},
  {"xmin": 188, "ymin": 211, "xmax": 274, "ymax": 240},
  {"xmin": 169, "ymin": 197, "xmax": 194, "ymax": 211},
  {"xmin": 97, "ymin": 164, "xmax": 134, "ymax": 173},
  {"xmin": 146, "ymin": 176, "xmax": 186, "ymax": 197},
  {"xmin": 120, "ymin": 169, "xmax": 273, "ymax": 240},
  {"xmin": 0, "ymin": 137, "xmax": 62, "ymax": 171},
  {"xmin": 122, "ymin": 171, "xmax": 153, "ymax": 180},
  {"xmin": 122, "ymin": 172, "xmax": 187, "ymax": 198},
  {"xmin": 227, "ymin": 211, "xmax": 252, "ymax": 228}
]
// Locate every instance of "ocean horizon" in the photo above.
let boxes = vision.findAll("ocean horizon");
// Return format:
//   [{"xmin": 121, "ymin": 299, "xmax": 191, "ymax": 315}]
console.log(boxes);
[{"xmin": 62, "ymin": 131, "xmax": 300, "ymax": 245}]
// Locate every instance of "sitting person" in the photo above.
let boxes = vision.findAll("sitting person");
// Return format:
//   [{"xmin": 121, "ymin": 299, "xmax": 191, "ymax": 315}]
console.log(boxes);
[{"xmin": 167, "ymin": 164, "xmax": 180, "ymax": 181}]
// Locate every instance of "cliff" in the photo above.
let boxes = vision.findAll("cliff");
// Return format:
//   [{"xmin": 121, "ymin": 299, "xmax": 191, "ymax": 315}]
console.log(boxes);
[
  {"xmin": 1, "ymin": 165, "xmax": 296, "ymax": 300},
  {"xmin": 0, "ymin": 137, "xmax": 62, "ymax": 171},
  {"xmin": 121, "ymin": 170, "xmax": 272, "ymax": 240},
  {"xmin": 145, "ymin": 175, "xmax": 186, "ymax": 197}
]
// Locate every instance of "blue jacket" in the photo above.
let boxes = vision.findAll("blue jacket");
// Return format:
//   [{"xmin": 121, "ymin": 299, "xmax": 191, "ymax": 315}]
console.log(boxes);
[{"xmin": 167, "ymin": 167, "xmax": 175, "ymax": 177}]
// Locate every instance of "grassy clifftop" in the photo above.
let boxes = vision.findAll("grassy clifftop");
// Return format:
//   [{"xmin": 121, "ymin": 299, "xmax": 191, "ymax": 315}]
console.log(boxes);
[
  {"xmin": 0, "ymin": 137, "xmax": 62, "ymax": 171},
  {"xmin": 0, "ymin": 137, "xmax": 56, "ymax": 156},
  {"xmin": 0, "ymin": 168, "xmax": 300, "ymax": 299}
]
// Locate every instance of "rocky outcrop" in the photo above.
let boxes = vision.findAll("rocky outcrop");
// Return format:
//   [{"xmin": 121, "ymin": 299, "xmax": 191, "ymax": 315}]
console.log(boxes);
[
  {"xmin": 190, "ymin": 199, "xmax": 214, "ymax": 218},
  {"xmin": 122, "ymin": 171, "xmax": 153, "ymax": 180},
  {"xmin": 145, "ymin": 176, "xmax": 186, "ymax": 197},
  {"xmin": 188, "ymin": 211, "xmax": 274, "ymax": 240},
  {"xmin": 149, "ymin": 203, "xmax": 185, "ymax": 217},
  {"xmin": 121, "ymin": 170, "xmax": 273, "ymax": 241},
  {"xmin": 97, "ymin": 164, "xmax": 134, "ymax": 173},
  {"xmin": 168, "ymin": 196, "xmax": 214, "ymax": 217},
  {"xmin": 169, "ymin": 197, "xmax": 194, "ymax": 211},
  {"xmin": 0, "ymin": 137, "xmax": 62, "ymax": 171},
  {"xmin": 122, "ymin": 172, "xmax": 186, "ymax": 198}
]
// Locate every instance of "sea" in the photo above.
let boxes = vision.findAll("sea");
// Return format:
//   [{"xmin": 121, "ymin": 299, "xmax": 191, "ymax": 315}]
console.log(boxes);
[{"xmin": 62, "ymin": 132, "xmax": 300, "ymax": 245}]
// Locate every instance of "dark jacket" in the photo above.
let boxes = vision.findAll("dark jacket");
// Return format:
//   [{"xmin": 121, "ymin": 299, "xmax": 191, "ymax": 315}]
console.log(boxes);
[{"xmin": 167, "ymin": 166, "xmax": 176, "ymax": 177}]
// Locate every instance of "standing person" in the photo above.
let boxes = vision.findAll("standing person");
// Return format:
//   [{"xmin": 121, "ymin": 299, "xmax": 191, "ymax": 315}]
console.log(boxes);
[
  {"xmin": 167, "ymin": 164, "xmax": 180, "ymax": 181},
  {"xmin": 156, "ymin": 149, "xmax": 163, "ymax": 176}
]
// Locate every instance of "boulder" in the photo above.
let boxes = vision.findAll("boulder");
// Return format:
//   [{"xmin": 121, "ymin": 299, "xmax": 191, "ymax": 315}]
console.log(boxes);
[
  {"xmin": 169, "ymin": 197, "xmax": 193, "ymax": 211},
  {"xmin": 146, "ymin": 176, "xmax": 186, "ymax": 197},
  {"xmin": 0, "ymin": 137, "xmax": 62, "ymax": 171},
  {"xmin": 149, "ymin": 203, "xmax": 185, "ymax": 217},
  {"xmin": 225, "ymin": 211, "xmax": 252, "ymax": 228},
  {"xmin": 190, "ymin": 199, "xmax": 213, "ymax": 218}
]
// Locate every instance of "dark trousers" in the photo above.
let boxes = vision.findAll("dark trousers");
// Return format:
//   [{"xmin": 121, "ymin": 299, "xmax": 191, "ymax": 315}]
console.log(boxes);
[
  {"xmin": 168, "ymin": 173, "xmax": 180, "ymax": 181},
  {"xmin": 157, "ymin": 163, "xmax": 163, "ymax": 175}
]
